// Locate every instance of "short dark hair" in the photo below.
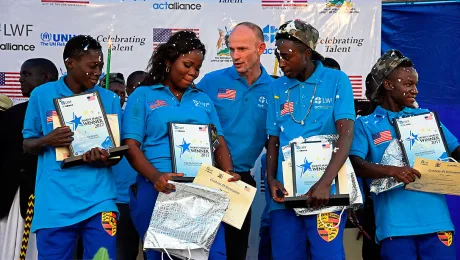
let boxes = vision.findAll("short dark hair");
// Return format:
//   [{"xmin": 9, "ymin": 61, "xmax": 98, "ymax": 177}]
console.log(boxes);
[
  {"xmin": 143, "ymin": 30, "xmax": 205, "ymax": 86},
  {"xmin": 322, "ymin": 57, "xmax": 341, "ymax": 70},
  {"xmin": 24, "ymin": 58, "xmax": 59, "ymax": 81},
  {"xmin": 234, "ymin": 22, "xmax": 264, "ymax": 42},
  {"xmin": 63, "ymin": 35, "xmax": 102, "ymax": 62},
  {"xmin": 127, "ymin": 71, "xmax": 147, "ymax": 85}
]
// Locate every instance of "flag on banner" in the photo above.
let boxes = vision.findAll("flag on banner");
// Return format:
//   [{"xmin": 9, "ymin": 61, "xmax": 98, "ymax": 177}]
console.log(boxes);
[
  {"xmin": 349, "ymin": 75, "xmax": 363, "ymax": 99},
  {"xmin": 41, "ymin": 0, "xmax": 89, "ymax": 4},
  {"xmin": 153, "ymin": 28, "xmax": 200, "ymax": 49},
  {"xmin": 261, "ymin": 0, "xmax": 308, "ymax": 7},
  {"xmin": 0, "ymin": 72, "xmax": 23, "ymax": 98}
]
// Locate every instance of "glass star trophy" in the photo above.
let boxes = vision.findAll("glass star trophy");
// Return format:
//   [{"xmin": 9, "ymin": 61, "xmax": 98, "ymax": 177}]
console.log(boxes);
[
  {"xmin": 53, "ymin": 91, "xmax": 129, "ymax": 169},
  {"xmin": 284, "ymin": 140, "xmax": 350, "ymax": 208},
  {"xmin": 168, "ymin": 122, "xmax": 214, "ymax": 182},
  {"xmin": 393, "ymin": 112, "xmax": 450, "ymax": 167}
]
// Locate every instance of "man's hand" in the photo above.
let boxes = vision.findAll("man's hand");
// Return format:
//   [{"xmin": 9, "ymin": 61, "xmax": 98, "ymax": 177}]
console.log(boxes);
[
  {"xmin": 226, "ymin": 171, "xmax": 241, "ymax": 182},
  {"xmin": 388, "ymin": 166, "xmax": 421, "ymax": 184},
  {"xmin": 82, "ymin": 148, "xmax": 111, "ymax": 167},
  {"xmin": 306, "ymin": 179, "xmax": 332, "ymax": 209},
  {"xmin": 152, "ymin": 173, "xmax": 184, "ymax": 194},
  {"xmin": 267, "ymin": 177, "xmax": 288, "ymax": 203},
  {"xmin": 44, "ymin": 127, "xmax": 74, "ymax": 147}
]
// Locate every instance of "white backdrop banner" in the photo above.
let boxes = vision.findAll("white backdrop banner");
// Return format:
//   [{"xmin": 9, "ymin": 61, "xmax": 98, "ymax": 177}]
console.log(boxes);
[{"xmin": 0, "ymin": 0, "xmax": 381, "ymax": 258}]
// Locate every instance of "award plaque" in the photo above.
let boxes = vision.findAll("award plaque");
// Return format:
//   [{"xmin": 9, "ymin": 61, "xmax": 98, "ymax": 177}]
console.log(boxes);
[
  {"xmin": 394, "ymin": 112, "xmax": 450, "ymax": 167},
  {"xmin": 168, "ymin": 122, "xmax": 214, "ymax": 182},
  {"xmin": 54, "ymin": 91, "xmax": 128, "ymax": 169},
  {"xmin": 284, "ymin": 141, "xmax": 350, "ymax": 208}
]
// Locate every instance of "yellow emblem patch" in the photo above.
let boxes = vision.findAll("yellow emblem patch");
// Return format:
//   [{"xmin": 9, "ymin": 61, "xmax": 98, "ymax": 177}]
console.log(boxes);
[
  {"xmin": 102, "ymin": 212, "xmax": 117, "ymax": 236},
  {"xmin": 317, "ymin": 213, "xmax": 340, "ymax": 242},
  {"xmin": 438, "ymin": 231, "xmax": 453, "ymax": 247}
]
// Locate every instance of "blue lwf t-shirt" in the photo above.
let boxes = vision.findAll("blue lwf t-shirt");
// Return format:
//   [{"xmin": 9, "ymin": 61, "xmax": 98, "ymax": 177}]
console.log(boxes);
[
  {"xmin": 266, "ymin": 61, "xmax": 356, "ymax": 212},
  {"xmin": 23, "ymin": 76, "xmax": 120, "ymax": 232},
  {"xmin": 197, "ymin": 65, "xmax": 274, "ymax": 173},
  {"xmin": 121, "ymin": 84, "xmax": 223, "ymax": 173},
  {"xmin": 350, "ymin": 105, "xmax": 459, "ymax": 242}
]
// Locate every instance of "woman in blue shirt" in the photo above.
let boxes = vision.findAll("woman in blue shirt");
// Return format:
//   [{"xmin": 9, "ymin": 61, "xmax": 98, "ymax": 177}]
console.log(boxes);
[
  {"xmin": 350, "ymin": 50, "xmax": 460, "ymax": 260},
  {"xmin": 122, "ymin": 31, "xmax": 238, "ymax": 260}
]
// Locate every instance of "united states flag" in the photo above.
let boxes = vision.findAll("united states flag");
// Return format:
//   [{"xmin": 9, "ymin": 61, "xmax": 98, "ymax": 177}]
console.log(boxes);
[
  {"xmin": 46, "ymin": 110, "xmax": 57, "ymax": 123},
  {"xmin": 41, "ymin": 0, "xmax": 89, "ymax": 4},
  {"xmin": 148, "ymin": 100, "xmax": 167, "ymax": 110},
  {"xmin": 153, "ymin": 28, "xmax": 200, "ymax": 49},
  {"xmin": 261, "ymin": 0, "xmax": 308, "ymax": 7},
  {"xmin": 199, "ymin": 126, "xmax": 207, "ymax": 132},
  {"xmin": 372, "ymin": 130, "xmax": 392, "ymax": 145},
  {"xmin": 349, "ymin": 75, "xmax": 363, "ymax": 99},
  {"xmin": 87, "ymin": 95, "xmax": 95, "ymax": 101},
  {"xmin": 280, "ymin": 102, "xmax": 294, "ymax": 116},
  {"xmin": 425, "ymin": 114, "xmax": 433, "ymax": 120},
  {"xmin": 217, "ymin": 88, "xmax": 236, "ymax": 100},
  {"xmin": 322, "ymin": 143, "xmax": 331, "ymax": 149},
  {"xmin": 0, "ymin": 72, "xmax": 23, "ymax": 98}
]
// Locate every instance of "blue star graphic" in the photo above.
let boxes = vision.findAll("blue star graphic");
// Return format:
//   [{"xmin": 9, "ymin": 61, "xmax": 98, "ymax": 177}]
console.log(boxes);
[
  {"xmin": 406, "ymin": 130, "xmax": 419, "ymax": 150},
  {"xmin": 176, "ymin": 138, "xmax": 191, "ymax": 157},
  {"xmin": 297, "ymin": 158, "xmax": 313, "ymax": 177},
  {"xmin": 67, "ymin": 112, "xmax": 83, "ymax": 131}
]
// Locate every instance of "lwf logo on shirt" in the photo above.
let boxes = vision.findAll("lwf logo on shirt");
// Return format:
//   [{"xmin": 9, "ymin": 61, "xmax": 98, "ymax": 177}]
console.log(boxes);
[
  {"xmin": 314, "ymin": 96, "xmax": 333, "ymax": 109},
  {"xmin": 193, "ymin": 100, "xmax": 210, "ymax": 108},
  {"xmin": 258, "ymin": 95, "xmax": 267, "ymax": 108}
]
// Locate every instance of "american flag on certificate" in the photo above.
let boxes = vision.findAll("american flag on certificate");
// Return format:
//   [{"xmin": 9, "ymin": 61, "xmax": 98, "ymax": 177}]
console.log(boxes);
[
  {"xmin": 372, "ymin": 130, "xmax": 392, "ymax": 145},
  {"xmin": 0, "ymin": 72, "xmax": 23, "ymax": 98},
  {"xmin": 153, "ymin": 28, "xmax": 200, "ymax": 49},
  {"xmin": 280, "ymin": 102, "xmax": 294, "ymax": 116},
  {"xmin": 349, "ymin": 75, "xmax": 363, "ymax": 99},
  {"xmin": 87, "ymin": 95, "xmax": 95, "ymax": 101},
  {"xmin": 217, "ymin": 88, "xmax": 236, "ymax": 100},
  {"xmin": 425, "ymin": 114, "xmax": 433, "ymax": 120},
  {"xmin": 322, "ymin": 143, "xmax": 331, "ymax": 149},
  {"xmin": 46, "ymin": 110, "xmax": 57, "ymax": 123},
  {"xmin": 199, "ymin": 126, "xmax": 207, "ymax": 132}
]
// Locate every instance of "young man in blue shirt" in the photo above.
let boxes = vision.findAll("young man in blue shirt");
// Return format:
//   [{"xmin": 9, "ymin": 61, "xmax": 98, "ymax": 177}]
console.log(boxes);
[
  {"xmin": 197, "ymin": 22, "xmax": 274, "ymax": 260},
  {"xmin": 350, "ymin": 50, "xmax": 460, "ymax": 260},
  {"xmin": 265, "ymin": 20, "xmax": 355, "ymax": 260},
  {"xmin": 22, "ymin": 35, "xmax": 121, "ymax": 260}
]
